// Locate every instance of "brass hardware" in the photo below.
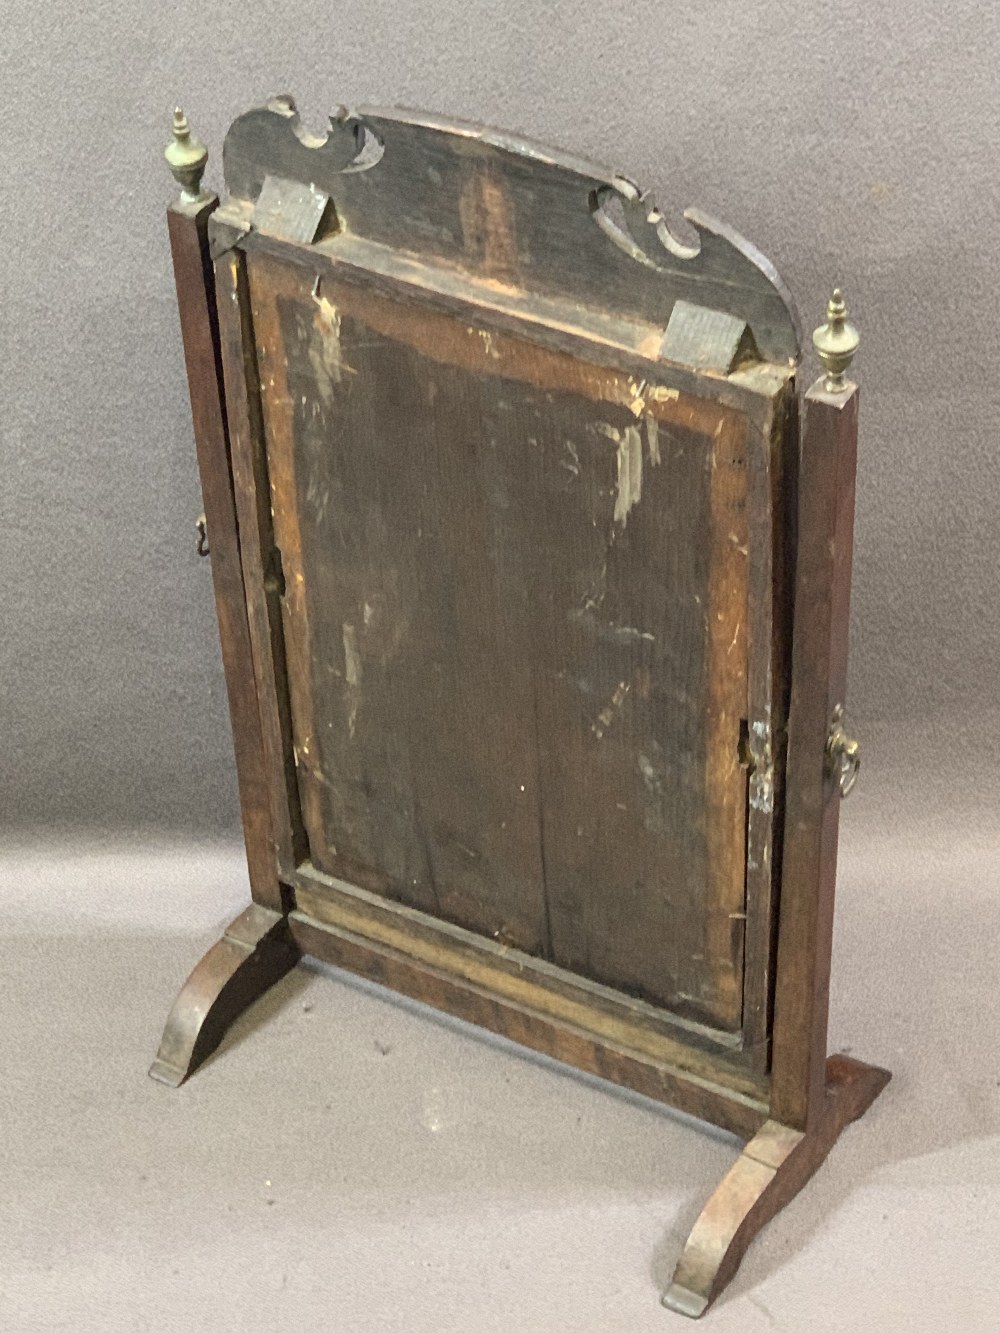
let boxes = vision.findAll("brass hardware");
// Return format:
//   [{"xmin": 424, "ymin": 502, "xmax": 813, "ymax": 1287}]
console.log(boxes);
[
  {"xmin": 196, "ymin": 513, "xmax": 210, "ymax": 557},
  {"xmin": 826, "ymin": 704, "xmax": 860, "ymax": 797},
  {"xmin": 812, "ymin": 288, "xmax": 859, "ymax": 392},
  {"xmin": 165, "ymin": 107, "xmax": 208, "ymax": 202}
]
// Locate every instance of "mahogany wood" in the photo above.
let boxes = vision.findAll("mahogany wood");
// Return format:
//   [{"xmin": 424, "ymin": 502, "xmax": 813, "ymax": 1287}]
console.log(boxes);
[
  {"xmin": 166, "ymin": 199, "xmax": 280, "ymax": 909},
  {"xmin": 771, "ymin": 383, "xmax": 861, "ymax": 1130},
  {"xmin": 289, "ymin": 909, "xmax": 769, "ymax": 1139},
  {"xmin": 663, "ymin": 1053, "xmax": 890, "ymax": 1317},
  {"xmin": 149, "ymin": 904, "xmax": 298, "ymax": 1086},
  {"xmin": 152, "ymin": 101, "xmax": 890, "ymax": 1318},
  {"xmin": 213, "ymin": 246, "xmax": 306, "ymax": 878}
]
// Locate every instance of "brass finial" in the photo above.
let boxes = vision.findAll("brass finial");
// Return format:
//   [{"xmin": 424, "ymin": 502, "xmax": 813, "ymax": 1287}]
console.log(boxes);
[
  {"xmin": 812, "ymin": 288, "xmax": 860, "ymax": 392},
  {"xmin": 165, "ymin": 107, "xmax": 208, "ymax": 202}
]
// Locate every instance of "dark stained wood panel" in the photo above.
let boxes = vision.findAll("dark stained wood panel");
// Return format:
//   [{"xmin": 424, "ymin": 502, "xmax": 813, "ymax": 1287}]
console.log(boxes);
[
  {"xmin": 222, "ymin": 100, "xmax": 801, "ymax": 366},
  {"xmin": 246, "ymin": 251, "xmax": 759, "ymax": 1031}
]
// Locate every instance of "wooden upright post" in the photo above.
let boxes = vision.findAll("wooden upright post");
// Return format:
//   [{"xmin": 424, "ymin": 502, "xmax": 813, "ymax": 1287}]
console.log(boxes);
[
  {"xmin": 771, "ymin": 290, "xmax": 863, "ymax": 1130},
  {"xmin": 164, "ymin": 110, "xmax": 280, "ymax": 912},
  {"xmin": 151, "ymin": 114, "xmax": 297, "ymax": 1088},
  {"xmin": 663, "ymin": 293, "xmax": 889, "ymax": 1317}
]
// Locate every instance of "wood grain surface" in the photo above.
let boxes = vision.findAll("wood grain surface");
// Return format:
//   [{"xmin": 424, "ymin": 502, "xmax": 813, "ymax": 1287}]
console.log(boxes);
[
  {"xmin": 771, "ymin": 382, "xmax": 860, "ymax": 1129},
  {"xmin": 239, "ymin": 250, "xmax": 790, "ymax": 1034},
  {"xmin": 166, "ymin": 200, "xmax": 280, "ymax": 909}
]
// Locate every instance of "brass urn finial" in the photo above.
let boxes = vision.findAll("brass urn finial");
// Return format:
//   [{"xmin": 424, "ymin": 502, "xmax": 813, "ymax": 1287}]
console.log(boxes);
[
  {"xmin": 812, "ymin": 288, "xmax": 860, "ymax": 392},
  {"xmin": 165, "ymin": 107, "xmax": 208, "ymax": 202}
]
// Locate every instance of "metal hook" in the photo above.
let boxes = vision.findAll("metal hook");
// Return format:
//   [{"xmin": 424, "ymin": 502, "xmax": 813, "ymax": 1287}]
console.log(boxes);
[
  {"xmin": 826, "ymin": 704, "xmax": 860, "ymax": 798},
  {"xmin": 196, "ymin": 513, "xmax": 210, "ymax": 557}
]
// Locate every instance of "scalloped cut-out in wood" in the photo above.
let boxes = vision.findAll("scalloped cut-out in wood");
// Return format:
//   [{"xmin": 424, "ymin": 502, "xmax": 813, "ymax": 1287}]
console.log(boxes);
[
  {"xmin": 220, "ymin": 97, "xmax": 801, "ymax": 364},
  {"xmin": 153, "ymin": 97, "xmax": 889, "ymax": 1318}
]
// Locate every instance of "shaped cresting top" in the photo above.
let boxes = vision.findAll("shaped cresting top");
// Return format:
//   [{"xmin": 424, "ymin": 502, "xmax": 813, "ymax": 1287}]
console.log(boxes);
[
  {"xmin": 165, "ymin": 107, "xmax": 209, "ymax": 203},
  {"xmin": 812, "ymin": 288, "xmax": 860, "ymax": 393}
]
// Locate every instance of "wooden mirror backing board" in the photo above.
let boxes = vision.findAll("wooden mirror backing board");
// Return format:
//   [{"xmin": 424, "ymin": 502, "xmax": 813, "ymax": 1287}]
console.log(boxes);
[{"xmin": 153, "ymin": 98, "xmax": 890, "ymax": 1317}]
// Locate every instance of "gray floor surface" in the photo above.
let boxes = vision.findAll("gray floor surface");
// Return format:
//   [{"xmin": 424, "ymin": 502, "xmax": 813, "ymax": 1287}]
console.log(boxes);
[{"xmin": 3, "ymin": 799, "xmax": 999, "ymax": 1332}]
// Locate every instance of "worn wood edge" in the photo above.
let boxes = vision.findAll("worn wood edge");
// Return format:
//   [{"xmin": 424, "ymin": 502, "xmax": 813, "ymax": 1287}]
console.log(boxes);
[
  {"xmin": 214, "ymin": 247, "xmax": 307, "ymax": 876},
  {"xmin": 662, "ymin": 1053, "xmax": 890, "ymax": 1317},
  {"xmin": 243, "ymin": 256, "xmax": 332, "ymax": 871},
  {"xmin": 149, "ymin": 905, "xmax": 299, "ymax": 1087},
  {"xmin": 215, "ymin": 216, "xmax": 794, "ymax": 411},
  {"xmin": 166, "ymin": 201, "xmax": 282, "ymax": 910},
  {"xmin": 702, "ymin": 409, "xmax": 753, "ymax": 1029},
  {"xmin": 241, "ymin": 240, "xmax": 777, "ymax": 455},
  {"xmin": 288, "ymin": 908, "xmax": 769, "ymax": 1139},
  {"xmin": 740, "ymin": 379, "xmax": 798, "ymax": 1063}
]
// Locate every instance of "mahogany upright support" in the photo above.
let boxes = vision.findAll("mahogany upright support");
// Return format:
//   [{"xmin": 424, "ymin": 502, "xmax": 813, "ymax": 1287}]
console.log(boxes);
[
  {"xmin": 165, "ymin": 193, "xmax": 280, "ymax": 912},
  {"xmin": 772, "ymin": 376, "xmax": 864, "ymax": 1131},
  {"xmin": 663, "ymin": 374, "xmax": 890, "ymax": 1315},
  {"xmin": 152, "ymin": 121, "xmax": 296, "ymax": 1086}
]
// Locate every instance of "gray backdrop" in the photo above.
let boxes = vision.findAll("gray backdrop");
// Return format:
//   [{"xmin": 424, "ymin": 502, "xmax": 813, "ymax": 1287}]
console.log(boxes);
[
  {"xmin": 4, "ymin": 6, "xmax": 1000, "ymax": 1331},
  {"xmin": 3, "ymin": 0, "xmax": 996, "ymax": 836}
]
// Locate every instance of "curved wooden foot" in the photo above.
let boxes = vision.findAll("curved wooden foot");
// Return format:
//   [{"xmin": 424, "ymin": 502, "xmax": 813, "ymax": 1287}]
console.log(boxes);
[
  {"xmin": 150, "ymin": 904, "xmax": 300, "ymax": 1087},
  {"xmin": 662, "ymin": 1054, "xmax": 890, "ymax": 1318}
]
